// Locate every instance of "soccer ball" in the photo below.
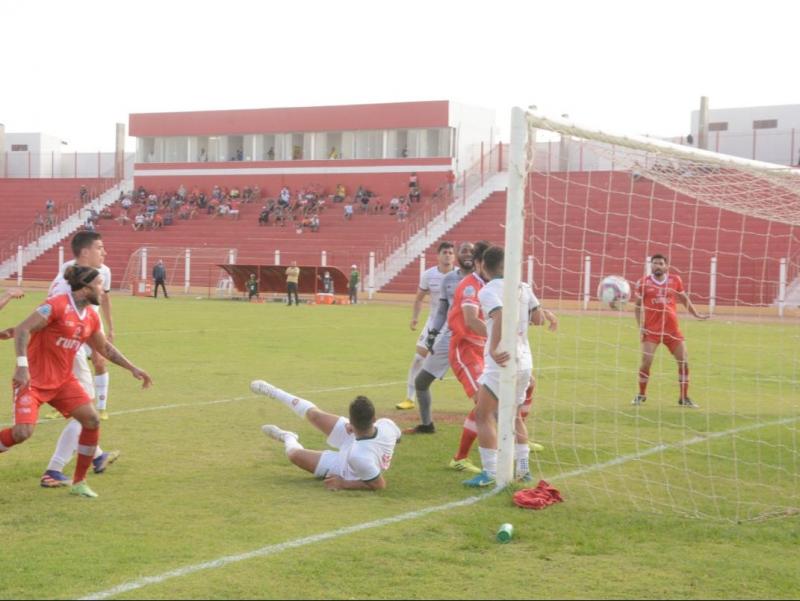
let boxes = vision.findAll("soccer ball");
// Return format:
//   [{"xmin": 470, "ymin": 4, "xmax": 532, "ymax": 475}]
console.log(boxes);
[{"xmin": 597, "ymin": 275, "xmax": 631, "ymax": 309}]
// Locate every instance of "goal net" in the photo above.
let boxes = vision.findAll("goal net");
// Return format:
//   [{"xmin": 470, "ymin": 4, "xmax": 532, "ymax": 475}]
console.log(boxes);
[{"xmin": 498, "ymin": 109, "xmax": 800, "ymax": 521}]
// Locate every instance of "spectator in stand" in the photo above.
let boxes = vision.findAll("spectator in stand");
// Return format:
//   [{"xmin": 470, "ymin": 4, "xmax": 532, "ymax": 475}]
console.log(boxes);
[
  {"xmin": 208, "ymin": 197, "xmax": 220, "ymax": 216},
  {"xmin": 198, "ymin": 148, "xmax": 208, "ymax": 162},
  {"xmin": 152, "ymin": 212, "xmax": 164, "ymax": 229},
  {"xmin": 121, "ymin": 196, "xmax": 132, "ymax": 211},
  {"xmin": 349, "ymin": 265, "xmax": 360, "ymax": 304},
  {"xmin": 177, "ymin": 184, "xmax": 187, "ymax": 200},
  {"xmin": 259, "ymin": 205, "xmax": 271, "ymax": 226},
  {"xmin": 409, "ymin": 172, "xmax": 418, "ymax": 192},
  {"xmin": 267, "ymin": 147, "xmax": 275, "ymax": 160},
  {"xmin": 45, "ymin": 198, "xmax": 55, "ymax": 219},
  {"xmin": 229, "ymin": 200, "xmax": 241, "ymax": 220},
  {"xmin": 132, "ymin": 212, "xmax": 145, "ymax": 231},
  {"xmin": 279, "ymin": 187, "xmax": 291, "ymax": 207},
  {"xmin": 218, "ymin": 203, "xmax": 231, "ymax": 218},
  {"xmin": 329, "ymin": 146, "xmax": 339, "ymax": 159},
  {"xmin": 389, "ymin": 196, "xmax": 400, "ymax": 216},
  {"xmin": 236, "ymin": 149, "xmax": 244, "ymax": 161},
  {"xmin": 34, "ymin": 213, "xmax": 45, "ymax": 233},
  {"xmin": 373, "ymin": 196, "xmax": 384, "ymax": 214},
  {"xmin": 344, "ymin": 202, "xmax": 354, "ymax": 221},
  {"xmin": 333, "ymin": 184, "xmax": 346, "ymax": 203},
  {"xmin": 401, "ymin": 147, "xmax": 409, "ymax": 158},
  {"xmin": 143, "ymin": 212, "xmax": 154, "ymax": 229},
  {"xmin": 115, "ymin": 207, "xmax": 131, "ymax": 226},
  {"xmin": 84, "ymin": 219, "xmax": 96, "ymax": 233},
  {"xmin": 79, "ymin": 185, "xmax": 89, "ymax": 202},
  {"xmin": 446, "ymin": 170, "xmax": 456, "ymax": 196},
  {"xmin": 397, "ymin": 198, "xmax": 408, "ymax": 222},
  {"xmin": 152, "ymin": 260, "xmax": 168, "ymax": 299},
  {"xmin": 163, "ymin": 210, "xmax": 174, "ymax": 226},
  {"xmin": 247, "ymin": 274, "xmax": 260, "ymax": 301},
  {"xmin": 285, "ymin": 261, "xmax": 300, "ymax": 306},
  {"xmin": 198, "ymin": 192, "xmax": 207, "ymax": 209},
  {"xmin": 310, "ymin": 214, "xmax": 320, "ymax": 232}
]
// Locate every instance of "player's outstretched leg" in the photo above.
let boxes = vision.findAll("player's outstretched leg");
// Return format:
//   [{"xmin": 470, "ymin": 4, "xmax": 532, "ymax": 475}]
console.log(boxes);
[
  {"xmin": 261, "ymin": 424, "xmax": 325, "ymax": 474},
  {"xmin": 251, "ymin": 380, "xmax": 317, "ymax": 418}
]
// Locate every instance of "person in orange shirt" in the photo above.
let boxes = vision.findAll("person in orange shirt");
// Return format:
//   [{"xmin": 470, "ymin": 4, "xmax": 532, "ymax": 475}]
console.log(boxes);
[{"xmin": 633, "ymin": 254, "xmax": 709, "ymax": 408}]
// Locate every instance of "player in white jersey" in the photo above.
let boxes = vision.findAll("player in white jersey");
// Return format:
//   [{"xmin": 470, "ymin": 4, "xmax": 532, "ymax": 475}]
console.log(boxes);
[
  {"xmin": 397, "ymin": 241, "xmax": 455, "ymax": 410},
  {"xmin": 40, "ymin": 232, "xmax": 120, "ymax": 488},
  {"xmin": 251, "ymin": 380, "xmax": 401, "ymax": 490},
  {"xmin": 463, "ymin": 246, "xmax": 558, "ymax": 488}
]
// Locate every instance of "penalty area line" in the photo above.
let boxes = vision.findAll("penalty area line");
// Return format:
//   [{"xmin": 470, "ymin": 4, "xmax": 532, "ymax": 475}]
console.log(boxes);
[{"xmin": 79, "ymin": 414, "xmax": 799, "ymax": 600}]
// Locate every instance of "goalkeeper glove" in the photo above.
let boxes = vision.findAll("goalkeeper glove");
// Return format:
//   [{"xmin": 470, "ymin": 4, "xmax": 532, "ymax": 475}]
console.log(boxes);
[{"xmin": 425, "ymin": 328, "xmax": 439, "ymax": 353}]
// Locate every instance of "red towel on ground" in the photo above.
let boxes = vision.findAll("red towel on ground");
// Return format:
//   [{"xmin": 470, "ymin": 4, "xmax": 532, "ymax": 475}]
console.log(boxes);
[{"xmin": 513, "ymin": 480, "xmax": 564, "ymax": 510}]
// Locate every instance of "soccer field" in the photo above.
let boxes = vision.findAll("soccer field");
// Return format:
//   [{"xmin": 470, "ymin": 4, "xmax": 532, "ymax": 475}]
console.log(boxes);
[{"xmin": 1, "ymin": 294, "xmax": 798, "ymax": 600}]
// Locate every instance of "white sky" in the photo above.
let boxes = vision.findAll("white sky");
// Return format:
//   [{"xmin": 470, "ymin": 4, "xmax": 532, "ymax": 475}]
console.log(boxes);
[{"xmin": 2, "ymin": 0, "xmax": 798, "ymax": 151}]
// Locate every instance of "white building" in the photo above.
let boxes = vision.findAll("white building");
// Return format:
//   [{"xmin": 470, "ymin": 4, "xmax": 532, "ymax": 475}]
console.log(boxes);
[{"xmin": 690, "ymin": 104, "xmax": 800, "ymax": 167}]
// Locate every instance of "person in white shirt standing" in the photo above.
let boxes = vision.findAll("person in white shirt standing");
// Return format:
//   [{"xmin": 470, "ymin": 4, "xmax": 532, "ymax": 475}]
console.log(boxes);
[
  {"xmin": 463, "ymin": 246, "xmax": 558, "ymax": 488},
  {"xmin": 40, "ymin": 232, "xmax": 120, "ymax": 488},
  {"xmin": 396, "ymin": 242, "xmax": 455, "ymax": 411},
  {"xmin": 251, "ymin": 379, "xmax": 401, "ymax": 491}
]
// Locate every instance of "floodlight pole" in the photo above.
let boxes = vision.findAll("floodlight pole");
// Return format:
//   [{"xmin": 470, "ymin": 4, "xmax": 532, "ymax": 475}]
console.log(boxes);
[{"xmin": 496, "ymin": 107, "xmax": 527, "ymax": 488}]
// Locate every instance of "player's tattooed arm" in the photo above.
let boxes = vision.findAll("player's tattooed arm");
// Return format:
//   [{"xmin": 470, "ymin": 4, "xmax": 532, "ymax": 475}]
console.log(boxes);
[{"xmin": 89, "ymin": 330, "xmax": 153, "ymax": 388}]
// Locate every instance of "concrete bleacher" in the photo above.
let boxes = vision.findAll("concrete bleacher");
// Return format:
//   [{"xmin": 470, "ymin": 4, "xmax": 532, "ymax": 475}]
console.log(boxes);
[
  {"xmin": 383, "ymin": 173, "xmax": 798, "ymax": 306},
  {"xmin": 20, "ymin": 195, "xmax": 422, "ymax": 288},
  {"xmin": 0, "ymin": 178, "xmax": 112, "ymax": 246}
]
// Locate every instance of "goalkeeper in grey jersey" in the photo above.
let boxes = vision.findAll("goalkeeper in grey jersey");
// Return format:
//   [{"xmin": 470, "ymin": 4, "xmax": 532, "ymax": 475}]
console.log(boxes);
[{"xmin": 403, "ymin": 241, "xmax": 485, "ymax": 436}]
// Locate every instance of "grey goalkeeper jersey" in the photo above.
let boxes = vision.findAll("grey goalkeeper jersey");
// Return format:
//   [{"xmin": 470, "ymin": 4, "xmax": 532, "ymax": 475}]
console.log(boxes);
[{"xmin": 429, "ymin": 268, "xmax": 469, "ymax": 334}]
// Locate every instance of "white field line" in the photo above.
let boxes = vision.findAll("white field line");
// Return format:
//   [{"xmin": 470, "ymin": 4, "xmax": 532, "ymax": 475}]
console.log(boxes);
[{"xmin": 79, "ymin": 415, "xmax": 799, "ymax": 600}]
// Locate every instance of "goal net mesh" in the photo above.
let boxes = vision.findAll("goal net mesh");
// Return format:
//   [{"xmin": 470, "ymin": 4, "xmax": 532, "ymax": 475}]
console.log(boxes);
[{"xmin": 519, "ymin": 114, "xmax": 800, "ymax": 521}]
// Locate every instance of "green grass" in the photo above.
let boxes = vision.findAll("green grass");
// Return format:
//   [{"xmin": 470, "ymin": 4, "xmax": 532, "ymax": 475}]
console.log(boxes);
[{"xmin": 0, "ymin": 293, "xmax": 799, "ymax": 599}]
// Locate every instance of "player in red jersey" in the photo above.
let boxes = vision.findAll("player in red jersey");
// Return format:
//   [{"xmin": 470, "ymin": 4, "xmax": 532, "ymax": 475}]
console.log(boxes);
[
  {"xmin": 0, "ymin": 266, "xmax": 152, "ymax": 498},
  {"xmin": 633, "ymin": 254, "xmax": 709, "ymax": 408},
  {"xmin": 445, "ymin": 241, "xmax": 490, "ymax": 473}
]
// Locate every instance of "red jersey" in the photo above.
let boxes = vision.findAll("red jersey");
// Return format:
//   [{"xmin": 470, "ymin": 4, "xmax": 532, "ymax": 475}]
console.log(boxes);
[
  {"xmin": 27, "ymin": 294, "xmax": 101, "ymax": 390},
  {"xmin": 636, "ymin": 274, "xmax": 685, "ymax": 337},
  {"xmin": 448, "ymin": 273, "xmax": 487, "ymax": 347}
]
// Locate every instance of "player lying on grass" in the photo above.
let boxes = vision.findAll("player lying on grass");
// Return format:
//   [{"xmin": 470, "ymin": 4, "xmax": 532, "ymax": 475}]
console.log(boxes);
[
  {"xmin": 251, "ymin": 380, "xmax": 401, "ymax": 491},
  {"xmin": 0, "ymin": 266, "xmax": 152, "ymax": 498},
  {"xmin": 463, "ymin": 246, "xmax": 558, "ymax": 488}
]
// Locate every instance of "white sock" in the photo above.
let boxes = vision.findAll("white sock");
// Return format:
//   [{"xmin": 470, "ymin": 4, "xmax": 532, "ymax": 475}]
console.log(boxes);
[
  {"xmin": 272, "ymin": 387, "xmax": 316, "ymax": 418},
  {"xmin": 47, "ymin": 420, "xmax": 105, "ymax": 471},
  {"xmin": 515, "ymin": 443, "xmax": 530, "ymax": 477},
  {"xmin": 478, "ymin": 447, "xmax": 498, "ymax": 478},
  {"xmin": 94, "ymin": 372, "xmax": 110, "ymax": 410},
  {"xmin": 284, "ymin": 433, "xmax": 303, "ymax": 455},
  {"xmin": 407, "ymin": 353, "xmax": 425, "ymax": 400}
]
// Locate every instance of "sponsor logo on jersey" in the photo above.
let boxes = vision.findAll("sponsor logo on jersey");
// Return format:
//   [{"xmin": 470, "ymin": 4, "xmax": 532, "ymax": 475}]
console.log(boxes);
[{"xmin": 464, "ymin": 286, "xmax": 475, "ymax": 297}]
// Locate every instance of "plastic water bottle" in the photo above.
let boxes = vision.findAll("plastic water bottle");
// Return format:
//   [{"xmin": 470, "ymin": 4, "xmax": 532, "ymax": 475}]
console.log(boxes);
[{"xmin": 496, "ymin": 523, "xmax": 514, "ymax": 543}]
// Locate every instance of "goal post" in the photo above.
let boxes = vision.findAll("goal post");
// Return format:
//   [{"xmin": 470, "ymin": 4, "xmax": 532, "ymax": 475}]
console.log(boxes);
[{"xmin": 500, "ymin": 108, "xmax": 800, "ymax": 521}]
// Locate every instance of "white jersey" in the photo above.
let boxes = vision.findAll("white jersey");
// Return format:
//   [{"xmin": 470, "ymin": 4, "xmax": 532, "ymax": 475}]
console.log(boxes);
[
  {"xmin": 49, "ymin": 260, "xmax": 111, "ymax": 320},
  {"xmin": 332, "ymin": 418, "xmax": 401, "ymax": 481},
  {"xmin": 419, "ymin": 266, "xmax": 450, "ymax": 316},
  {"xmin": 478, "ymin": 278, "xmax": 539, "ymax": 373}
]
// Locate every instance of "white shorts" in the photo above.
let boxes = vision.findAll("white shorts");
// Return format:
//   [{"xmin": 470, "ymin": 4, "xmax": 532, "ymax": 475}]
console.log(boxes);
[
  {"xmin": 478, "ymin": 369, "xmax": 532, "ymax": 406},
  {"xmin": 421, "ymin": 327, "xmax": 451, "ymax": 379},
  {"xmin": 313, "ymin": 417, "xmax": 351, "ymax": 478},
  {"xmin": 73, "ymin": 345, "xmax": 95, "ymax": 399}
]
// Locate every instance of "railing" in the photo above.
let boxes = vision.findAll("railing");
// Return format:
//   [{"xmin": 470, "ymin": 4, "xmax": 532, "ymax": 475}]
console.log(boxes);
[
  {"xmin": 2, "ymin": 152, "xmax": 135, "ymax": 179},
  {"xmin": 373, "ymin": 143, "xmax": 507, "ymax": 269}
]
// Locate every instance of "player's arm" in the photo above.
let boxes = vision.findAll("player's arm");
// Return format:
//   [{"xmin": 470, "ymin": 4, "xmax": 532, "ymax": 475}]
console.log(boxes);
[
  {"xmin": 462, "ymin": 304, "xmax": 487, "ymax": 337},
  {"xmin": 0, "ymin": 287, "xmax": 24, "ymax": 312},
  {"xmin": 487, "ymin": 307, "xmax": 510, "ymax": 367},
  {"xmin": 87, "ymin": 329, "xmax": 153, "ymax": 388},
  {"xmin": 531, "ymin": 306, "xmax": 559, "ymax": 331},
  {"xmin": 100, "ymin": 289, "xmax": 114, "ymax": 343},
  {"xmin": 410, "ymin": 289, "xmax": 427, "ymax": 330},
  {"xmin": 677, "ymin": 290, "xmax": 710, "ymax": 320},
  {"xmin": 12, "ymin": 308, "xmax": 50, "ymax": 388},
  {"xmin": 324, "ymin": 474, "xmax": 386, "ymax": 491}
]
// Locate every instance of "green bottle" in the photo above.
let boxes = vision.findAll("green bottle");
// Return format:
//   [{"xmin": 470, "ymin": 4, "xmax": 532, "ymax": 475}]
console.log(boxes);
[{"xmin": 496, "ymin": 523, "xmax": 514, "ymax": 543}]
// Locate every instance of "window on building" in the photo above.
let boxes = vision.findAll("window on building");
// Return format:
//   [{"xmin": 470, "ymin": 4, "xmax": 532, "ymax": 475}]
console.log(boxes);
[
  {"xmin": 708, "ymin": 122, "xmax": 728, "ymax": 132},
  {"xmin": 753, "ymin": 119, "xmax": 778, "ymax": 130},
  {"xmin": 11, "ymin": 144, "xmax": 29, "ymax": 151}
]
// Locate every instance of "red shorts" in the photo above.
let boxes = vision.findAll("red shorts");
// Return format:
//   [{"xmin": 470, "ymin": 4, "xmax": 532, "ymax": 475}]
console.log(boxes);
[
  {"xmin": 13, "ymin": 377, "xmax": 93, "ymax": 425},
  {"xmin": 520, "ymin": 377, "xmax": 536, "ymax": 419},
  {"xmin": 449, "ymin": 342, "xmax": 484, "ymax": 399},
  {"xmin": 642, "ymin": 331, "xmax": 685, "ymax": 354}
]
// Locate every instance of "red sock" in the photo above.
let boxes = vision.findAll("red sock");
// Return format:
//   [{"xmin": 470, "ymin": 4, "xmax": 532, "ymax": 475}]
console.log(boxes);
[
  {"xmin": 638, "ymin": 368, "xmax": 650, "ymax": 396},
  {"xmin": 0, "ymin": 428, "xmax": 17, "ymax": 451},
  {"xmin": 454, "ymin": 409, "xmax": 478, "ymax": 460},
  {"xmin": 679, "ymin": 363, "xmax": 689, "ymax": 400},
  {"xmin": 73, "ymin": 427, "xmax": 100, "ymax": 484}
]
